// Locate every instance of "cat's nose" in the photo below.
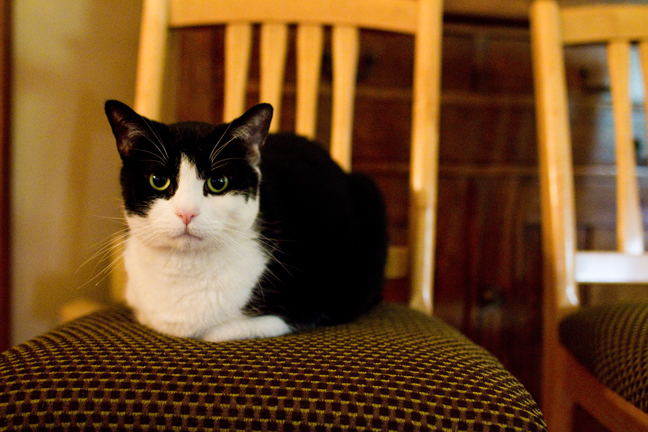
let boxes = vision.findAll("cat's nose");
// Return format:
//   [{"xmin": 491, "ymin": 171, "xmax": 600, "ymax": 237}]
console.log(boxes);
[{"xmin": 176, "ymin": 210, "xmax": 198, "ymax": 225}]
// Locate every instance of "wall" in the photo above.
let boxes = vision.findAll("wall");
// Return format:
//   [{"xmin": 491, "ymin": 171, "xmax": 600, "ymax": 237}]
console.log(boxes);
[{"xmin": 11, "ymin": 1, "xmax": 142, "ymax": 345}]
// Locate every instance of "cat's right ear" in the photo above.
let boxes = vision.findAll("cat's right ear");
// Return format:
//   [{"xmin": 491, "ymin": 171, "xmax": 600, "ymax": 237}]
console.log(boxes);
[
  {"xmin": 105, "ymin": 100, "xmax": 149, "ymax": 159},
  {"xmin": 228, "ymin": 104, "xmax": 273, "ymax": 167},
  {"xmin": 230, "ymin": 103, "xmax": 273, "ymax": 149}
]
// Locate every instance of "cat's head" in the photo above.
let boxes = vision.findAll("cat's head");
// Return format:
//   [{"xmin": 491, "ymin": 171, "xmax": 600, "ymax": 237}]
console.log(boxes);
[{"xmin": 105, "ymin": 100, "xmax": 273, "ymax": 251}]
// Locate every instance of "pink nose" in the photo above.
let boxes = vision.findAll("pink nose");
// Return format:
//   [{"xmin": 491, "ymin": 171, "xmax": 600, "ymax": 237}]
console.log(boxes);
[{"xmin": 177, "ymin": 210, "xmax": 198, "ymax": 225}]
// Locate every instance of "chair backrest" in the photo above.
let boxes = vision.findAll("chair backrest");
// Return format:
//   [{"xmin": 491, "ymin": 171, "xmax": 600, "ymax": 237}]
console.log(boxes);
[
  {"xmin": 128, "ymin": 0, "xmax": 444, "ymax": 314},
  {"xmin": 530, "ymin": 0, "xmax": 648, "ymax": 421},
  {"xmin": 531, "ymin": 0, "xmax": 648, "ymax": 311}
]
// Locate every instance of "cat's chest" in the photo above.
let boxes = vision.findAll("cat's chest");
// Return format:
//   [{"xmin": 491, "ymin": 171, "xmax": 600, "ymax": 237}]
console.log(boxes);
[{"xmin": 123, "ymin": 236, "xmax": 269, "ymax": 336}]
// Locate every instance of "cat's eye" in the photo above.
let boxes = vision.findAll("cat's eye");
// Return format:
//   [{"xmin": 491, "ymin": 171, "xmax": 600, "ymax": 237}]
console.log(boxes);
[
  {"xmin": 149, "ymin": 173, "xmax": 170, "ymax": 191},
  {"xmin": 207, "ymin": 175, "xmax": 229, "ymax": 194}
]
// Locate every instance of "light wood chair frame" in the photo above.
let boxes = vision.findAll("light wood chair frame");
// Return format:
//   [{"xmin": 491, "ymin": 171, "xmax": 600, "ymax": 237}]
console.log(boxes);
[
  {"xmin": 530, "ymin": 1, "xmax": 648, "ymax": 431},
  {"xmin": 132, "ymin": 0, "xmax": 444, "ymax": 315}
]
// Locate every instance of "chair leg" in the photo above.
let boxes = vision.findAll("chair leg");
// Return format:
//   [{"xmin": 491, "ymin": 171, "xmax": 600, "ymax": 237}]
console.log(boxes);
[
  {"xmin": 546, "ymin": 386, "xmax": 574, "ymax": 432},
  {"xmin": 543, "ymin": 344, "xmax": 575, "ymax": 432}
]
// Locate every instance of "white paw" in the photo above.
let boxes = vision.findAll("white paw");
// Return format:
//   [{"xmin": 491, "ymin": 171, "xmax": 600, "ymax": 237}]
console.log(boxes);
[{"xmin": 202, "ymin": 315, "xmax": 291, "ymax": 342}]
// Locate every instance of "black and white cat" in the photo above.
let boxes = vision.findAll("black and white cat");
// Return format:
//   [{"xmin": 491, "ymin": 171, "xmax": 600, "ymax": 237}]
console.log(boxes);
[{"xmin": 105, "ymin": 100, "xmax": 388, "ymax": 342}]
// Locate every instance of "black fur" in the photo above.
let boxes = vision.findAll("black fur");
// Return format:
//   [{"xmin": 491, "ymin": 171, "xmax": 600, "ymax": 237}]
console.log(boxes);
[
  {"xmin": 105, "ymin": 100, "xmax": 265, "ymax": 216},
  {"xmin": 106, "ymin": 100, "xmax": 388, "ymax": 330}
]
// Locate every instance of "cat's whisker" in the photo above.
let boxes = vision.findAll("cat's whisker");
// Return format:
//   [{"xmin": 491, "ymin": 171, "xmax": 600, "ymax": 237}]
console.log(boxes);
[
  {"xmin": 210, "ymin": 157, "xmax": 247, "ymax": 171},
  {"xmin": 215, "ymin": 224, "xmax": 274, "ymax": 253},
  {"xmin": 209, "ymin": 136, "xmax": 237, "ymax": 166},
  {"xmin": 140, "ymin": 159, "xmax": 170, "ymax": 166},
  {"xmin": 77, "ymin": 253, "xmax": 127, "ymax": 290},
  {"xmin": 262, "ymin": 247, "xmax": 296, "ymax": 279},
  {"xmin": 95, "ymin": 215, "xmax": 129, "ymax": 225},
  {"xmin": 201, "ymin": 223, "xmax": 263, "ymax": 261},
  {"xmin": 131, "ymin": 229, "xmax": 163, "ymax": 249},
  {"xmin": 218, "ymin": 220, "xmax": 282, "ymax": 251},
  {"xmin": 211, "ymin": 224, "xmax": 295, "ymax": 279},
  {"xmin": 77, "ymin": 230, "xmax": 130, "ymax": 273},
  {"xmin": 138, "ymin": 134, "xmax": 166, "ymax": 155},
  {"xmin": 85, "ymin": 235, "xmax": 129, "ymax": 262},
  {"xmin": 140, "ymin": 115, "xmax": 169, "ymax": 163},
  {"xmin": 206, "ymin": 235, "xmax": 248, "ymax": 261},
  {"xmin": 75, "ymin": 232, "xmax": 132, "ymax": 291},
  {"xmin": 131, "ymin": 148, "xmax": 167, "ymax": 166},
  {"xmin": 92, "ymin": 253, "xmax": 124, "ymax": 281},
  {"xmin": 210, "ymin": 122, "xmax": 233, "ymax": 163},
  {"xmin": 210, "ymin": 225, "xmax": 255, "ymax": 245}
]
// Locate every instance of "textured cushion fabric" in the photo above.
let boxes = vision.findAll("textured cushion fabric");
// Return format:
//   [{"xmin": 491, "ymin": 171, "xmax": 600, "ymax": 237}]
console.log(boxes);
[
  {"xmin": 559, "ymin": 301, "xmax": 648, "ymax": 412},
  {"xmin": 1, "ymin": 303, "xmax": 546, "ymax": 431}
]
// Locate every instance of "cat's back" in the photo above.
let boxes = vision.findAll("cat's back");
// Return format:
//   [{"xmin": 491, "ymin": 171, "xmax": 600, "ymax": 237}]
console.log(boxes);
[
  {"xmin": 260, "ymin": 133, "xmax": 343, "ymax": 182},
  {"xmin": 258, "ymin": 133, "xmax": 371, "ymax": 238},
  {"xmin": 255, "ymin": 133, "xmax": 388, "ymax": 326}
]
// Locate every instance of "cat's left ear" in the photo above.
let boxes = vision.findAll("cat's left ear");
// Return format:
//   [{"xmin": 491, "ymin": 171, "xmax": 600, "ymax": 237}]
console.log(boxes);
[{"xmin": 229, "ymin": 104, "xmax": 273, "ymax": 164}]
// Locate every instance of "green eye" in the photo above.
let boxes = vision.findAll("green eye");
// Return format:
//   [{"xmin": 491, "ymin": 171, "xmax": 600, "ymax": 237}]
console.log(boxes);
[
  {"xmin": 149, "ymin": 173, "xmax": 170, "ymax": 191},
  {"xmin": 207, "ymin": 175, "xmax": 229, "ymax": 194}
]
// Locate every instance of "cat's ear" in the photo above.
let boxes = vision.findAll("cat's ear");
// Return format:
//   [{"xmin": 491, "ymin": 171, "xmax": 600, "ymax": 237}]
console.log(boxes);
[
  {"xmin": 105, "ymin": 100, "xmax": 152, "ymax": 158},
  {"xmin": 230, "ymin": 103, "xmax": 273, "ymax": 149}
]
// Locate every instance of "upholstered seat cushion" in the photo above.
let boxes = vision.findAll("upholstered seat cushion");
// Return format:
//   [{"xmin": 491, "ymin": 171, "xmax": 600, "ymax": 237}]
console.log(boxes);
[
  {"xmin": 1, "ymin": 303, "xmax": 546, "ymax": 431},
  {"xmin": 559, "ymin": 301, "xmax": 648, "ymax": 412}
]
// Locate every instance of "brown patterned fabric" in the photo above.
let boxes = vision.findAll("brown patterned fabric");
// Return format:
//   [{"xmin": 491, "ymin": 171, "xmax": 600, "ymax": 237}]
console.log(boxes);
[
  {"xmin": 559, "ymin": 301, "xmax": 648, "ymax": 412},
  {"xmin": 1, "ymin": 303, "xmax": 546, "ymax": 431}
]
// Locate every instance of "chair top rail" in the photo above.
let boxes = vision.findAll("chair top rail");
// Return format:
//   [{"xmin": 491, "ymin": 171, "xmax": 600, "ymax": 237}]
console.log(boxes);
[
  {"xmin": 561, "ymin": 4, "xmax": 648, "ymax": 45},
  {"xmin": 169, "ymin": 0, "xmax": 418, "ymax": 34}
]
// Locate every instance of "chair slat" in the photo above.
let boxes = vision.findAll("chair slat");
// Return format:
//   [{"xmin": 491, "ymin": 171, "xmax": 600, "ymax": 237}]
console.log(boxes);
[
  {"xmin": 385, "ymin": 246, "xmax": 409, "ymax": 279},
  {"xmin": 260, "ymin": 24, "xmax": 288, "ymax": 133},
  {"xmin": 330, "ymin": 26, "xmax": 359, "ymax": 172},
  {"xmin": 530, "ymin": 0, "xmax": 580, "ymax": 310},
  {"xmin": 295, "ymin": 25, "xmax": 323, "ymax": 139},
  {"xmin": 134, "ymin": 0, "xmax": 170, "ymax": 119},
  {"xmin": 223, "ymin": 24, "xmax": 252, "ymax": 123},
  {"xmin": 640, "ymin": 41, "xmax": 648, "ymax": 170},
  {"xmin": 407, "ymin": 0, "xmax": 443, "ymax": 315},
  {"xmin": 607, "ymin": 41, "xmax": 644, "ymax": 254}
]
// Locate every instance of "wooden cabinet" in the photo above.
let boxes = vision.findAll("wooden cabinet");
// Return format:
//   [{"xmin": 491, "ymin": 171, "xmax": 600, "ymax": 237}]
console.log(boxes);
[
  {"xmin": 168, "ymin": 19, "xmax": 647, "ymax": 415},
  {"xmin": 436, "ymin": 24, "xmax": 543, "ymax": 400}
]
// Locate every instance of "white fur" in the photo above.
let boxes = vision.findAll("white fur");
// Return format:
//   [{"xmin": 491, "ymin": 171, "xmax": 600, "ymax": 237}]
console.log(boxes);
[{"xmin": 123, "ymin": 158, "xmax": 291, "ymax": 341}]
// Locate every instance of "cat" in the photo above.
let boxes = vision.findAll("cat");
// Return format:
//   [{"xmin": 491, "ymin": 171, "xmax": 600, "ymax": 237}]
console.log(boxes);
[{"xmin": 105, "ymin": 100, "xmax": 388, "ymax": 342}]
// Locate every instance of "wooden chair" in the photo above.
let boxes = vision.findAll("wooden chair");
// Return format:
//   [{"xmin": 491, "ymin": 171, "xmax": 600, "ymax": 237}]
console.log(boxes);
[
  {"xmin": 132, "ymin": 0, "xmax": 439, "ymax": 312},
  {"xmin": 0, "ymin": 1, "xmax": 547, "ymax": 430},
  {"xmin": 530, "ymin": 1, "xmax": 648, "ymax": 430}
]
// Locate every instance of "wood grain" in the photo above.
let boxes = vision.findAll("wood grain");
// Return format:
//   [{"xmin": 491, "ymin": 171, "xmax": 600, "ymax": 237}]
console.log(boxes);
[
  {"xmin": 134, "ymin": 0, "xmax": 169, "ymax": 119},
  {"xmin": 295, "ymin": 25, "xmax": 323, "ymax": 139},
  {"xmin": 169, "ymin": 0, "xmax": 418, "ymax": 34},
  {"xmin": 224, "ymin": 24, "xmax": 252, "ymax": 123}
]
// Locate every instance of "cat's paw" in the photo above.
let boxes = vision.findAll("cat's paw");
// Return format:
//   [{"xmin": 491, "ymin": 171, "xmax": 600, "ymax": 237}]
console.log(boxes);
[{"xmin": 202, "ymin": 315, "xmax": 291, "ymax": 342}]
